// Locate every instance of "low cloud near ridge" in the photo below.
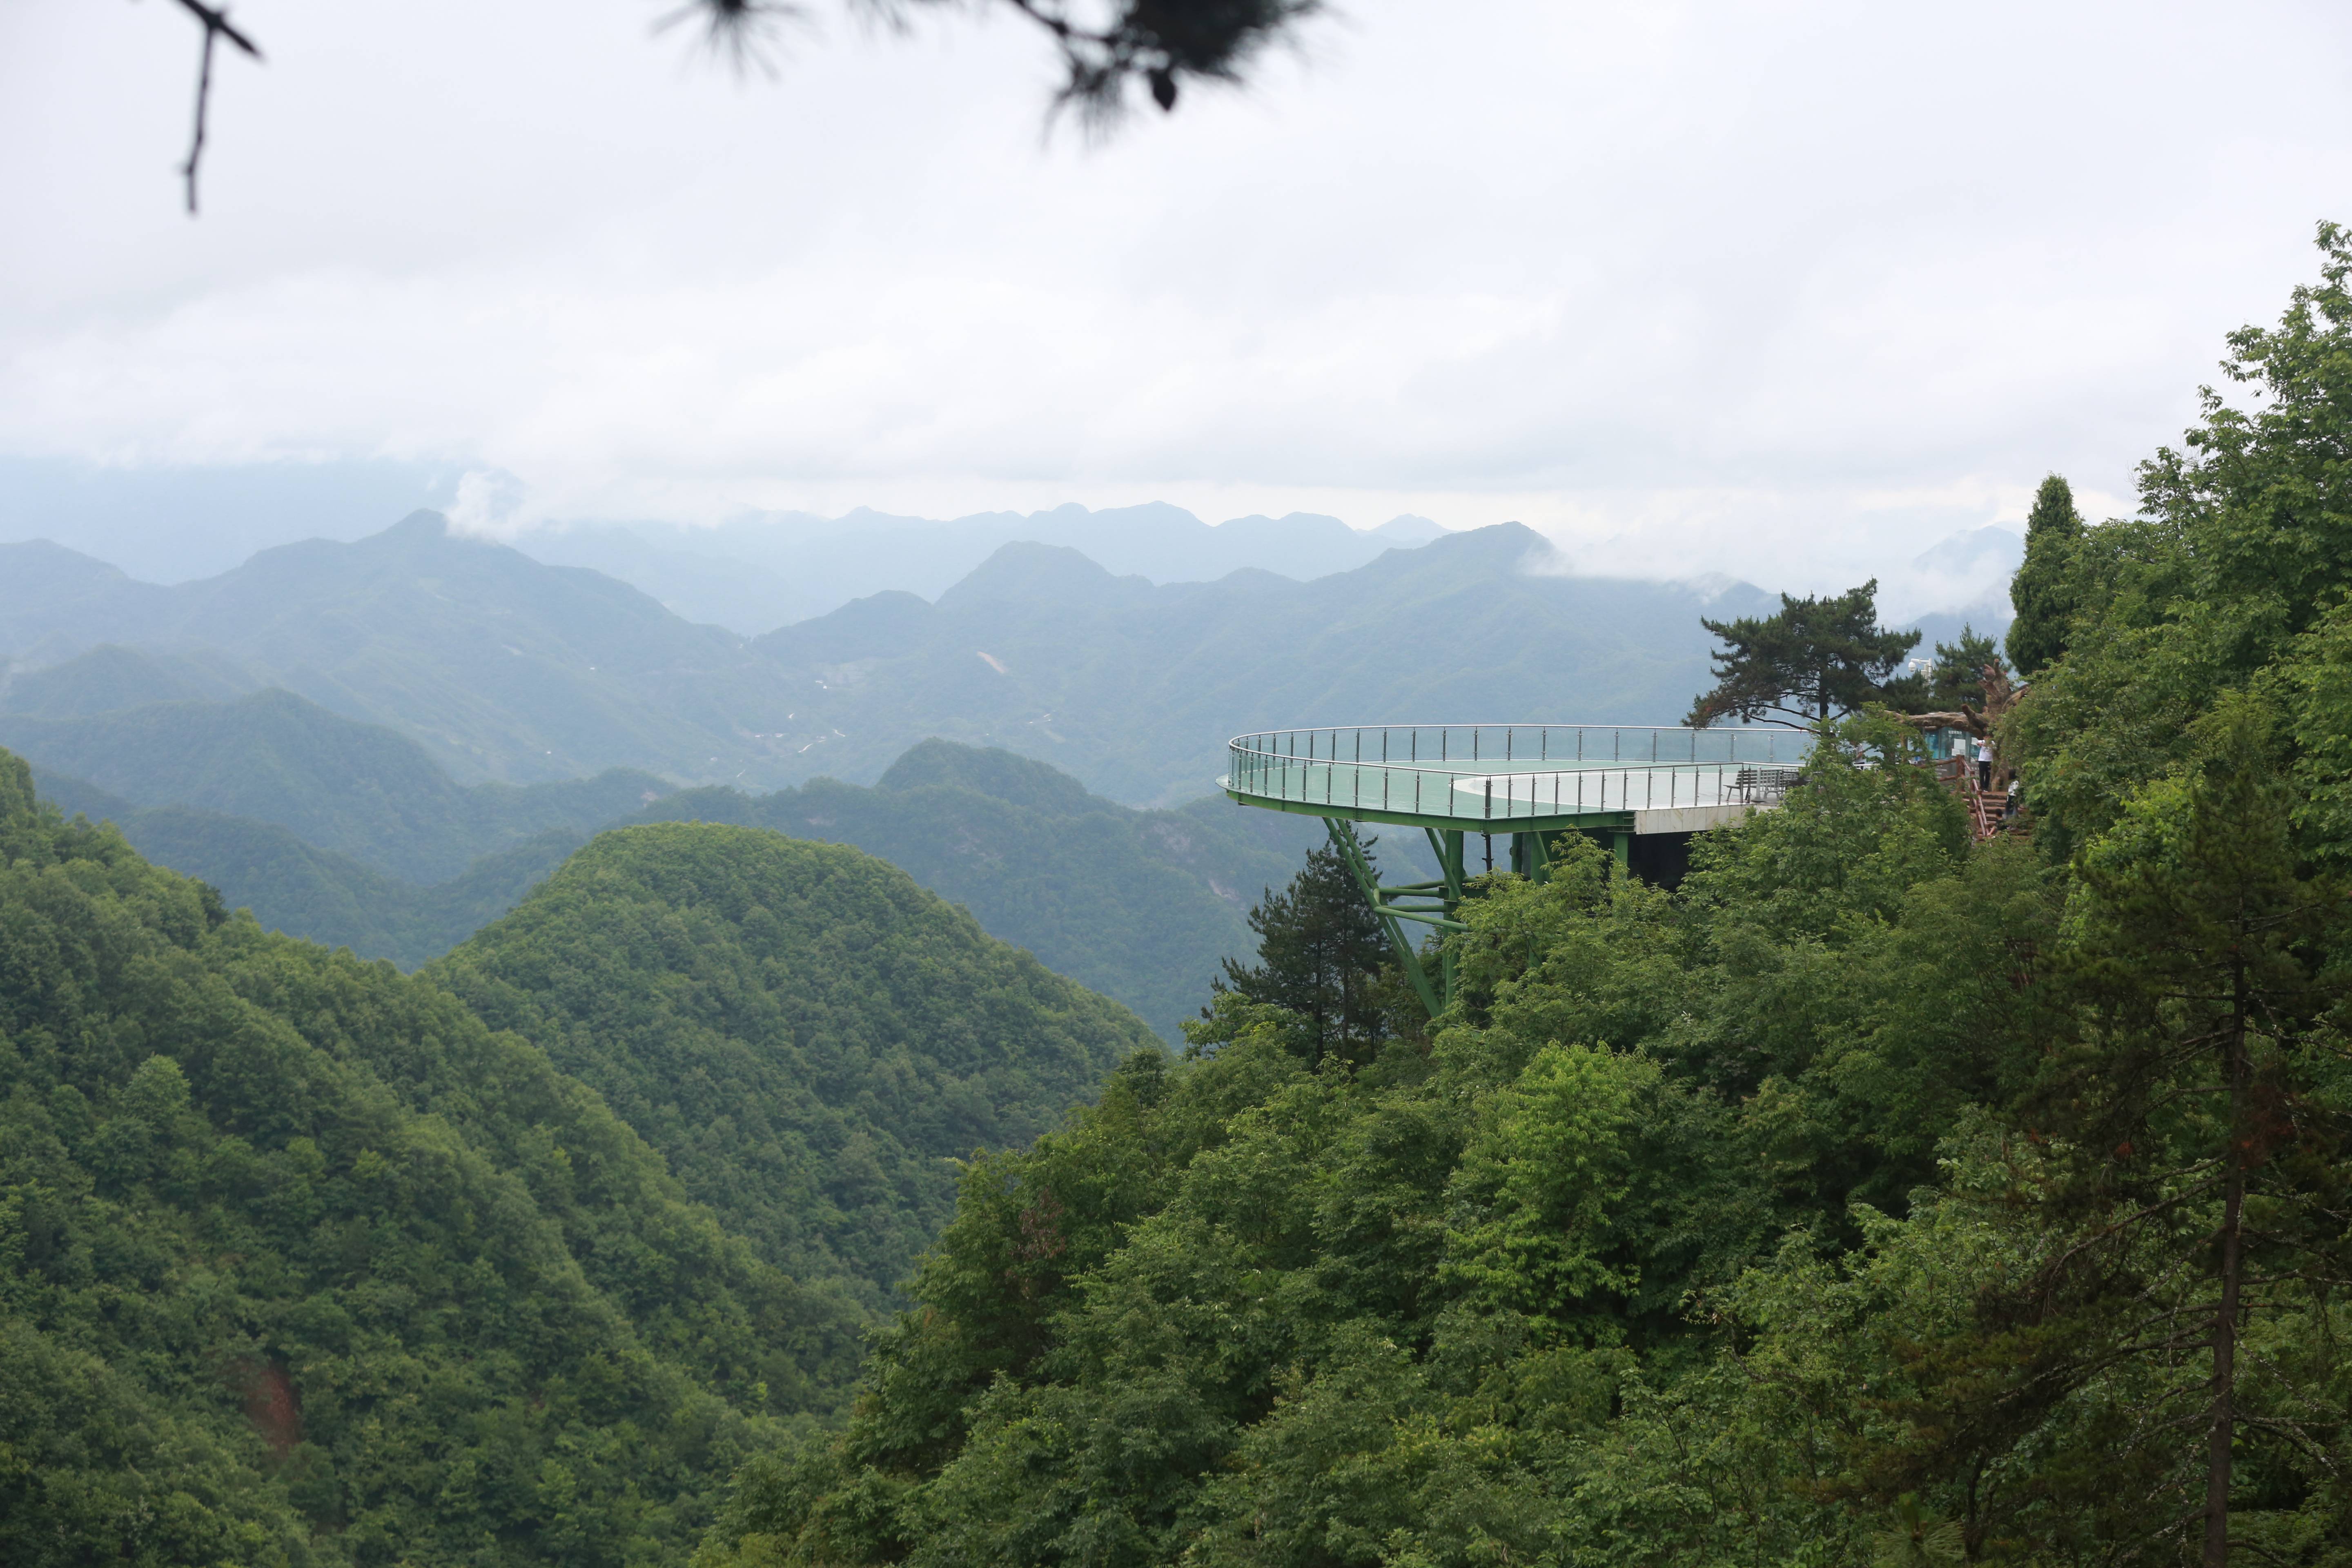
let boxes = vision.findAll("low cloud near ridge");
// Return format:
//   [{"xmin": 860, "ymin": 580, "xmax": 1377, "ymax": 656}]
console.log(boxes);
[{"xmin": 6, "ymin": 0, "xmax": 2350, "ymax": 597}]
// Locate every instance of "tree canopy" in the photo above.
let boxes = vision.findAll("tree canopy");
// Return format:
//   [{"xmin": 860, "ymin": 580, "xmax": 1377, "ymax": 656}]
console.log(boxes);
[
  {"xmin": 1208, "ymin": 833, "xmax": 1403, "ymax": 1069},
  {"xmin": 1686, "ymin": 579, "xmax": 1922, "ymax": 727},
  {"xmin": 2006, "ymin": 472, "xmax": 2087, "ymax": 677},
  {"xmin": 428, "ymin": 822, "xmax": 1155, "ymax": 1310},
  {"xmin": 1919, "ymin": 624, "xmax": 2009, "ymax": 712}
]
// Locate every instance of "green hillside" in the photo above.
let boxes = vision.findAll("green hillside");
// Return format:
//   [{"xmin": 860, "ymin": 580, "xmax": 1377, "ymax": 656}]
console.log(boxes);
[
  {"xmin": 0, "ymin": 642, "xmax": 252, "ymax": 715},
  {"xmin": 751, "ymin": 523, "xmax": 1778, "ymax": 804},
  {"xmin": 23, "ymin": 733, "xmax": 1337, "ymax": 1029},
  {"xmin": 0, "ymin": 746, "xmax": 866, "ymax": 1567},
  {"xmin": 0, "ymin": 685, "xmax": 668, "ymax": 881},
  {"xmin": 631, "ymin": 739, "xmax": 1332, "ymax": 1040},
  {"xmin": 427, "ymin": 823, "xmax": 1159, "ymax": 1308},
  {"xmin": 33, "ymin": 764, "xmax": 589, "ymax": 969}
]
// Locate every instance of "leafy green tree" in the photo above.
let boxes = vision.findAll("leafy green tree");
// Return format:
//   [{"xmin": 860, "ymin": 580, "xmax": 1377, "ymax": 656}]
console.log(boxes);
[
  {"xmin": 1209, "ymin": 837, "xmax": 1399, "ymax": 1067},
  {"xmin": 1687, "ymin": 579, "xmax": 1922, "ymax": 727},
  {"xmin": 2038, "ymin": 706, "xmax": 2348, "ymax": 1562},
  {"xmin": 2006, "ymin": 473, "xmax": 2086, "ymax": 677},
  {"xmin": 2013, "ymin": 224, "xmax": 2352, "ymax": 854}
]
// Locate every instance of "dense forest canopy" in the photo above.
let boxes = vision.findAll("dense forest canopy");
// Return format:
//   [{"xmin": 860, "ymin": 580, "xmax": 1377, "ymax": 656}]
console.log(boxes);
[
  {"xmin": 428, "ymin": 822, "xmax": 1156, "ymax": 1310},
  {"xmin": 0, "ymin": 764, "xmax": 1154, "ymax": 1563},
  {"xmin": 694, "ymin": 229, "xmax": 2352, "ymax": 1568},
  {"xmin": 0, "ymin": 748, "xmax": 864, "ymax": 1565}
]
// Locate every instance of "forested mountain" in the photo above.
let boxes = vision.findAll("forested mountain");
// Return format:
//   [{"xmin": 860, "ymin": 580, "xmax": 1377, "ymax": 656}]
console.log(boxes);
[
  {"xmin": 0, "ymin": 742, "xmax": 1167, "ymax": 1563},
  {"xmin": 754, "ymin": 522, "xmax": 1776, "ymax": 804},
  {"xmin": 629, "ymin": 739, "xmax": 1328, "ymax": 1040},
  {"xmin": 513, "ymin": 503, "xmax": 1446, "ymax": 634},
  {"xmin": 427, "ymin": 823, "xmax": 1158, "ymax": 1309},
  {"xmin": 695, "ymin": 238, "xmax": 2352, "ymax": 1567},
  {"xmin": 23, "ymin": 724, "xmax": 1325, "ymax": 1033},
  {"xmin": 0, "ymin": 747, "xmax": 866, "ymax": 1566},
  {"xmin": 31, "ymin": 766, "xmax": 588, "ymax": 969},
  {"xmin": 0, "ymin": 683, "xmax": 668, "ymax": 881}
]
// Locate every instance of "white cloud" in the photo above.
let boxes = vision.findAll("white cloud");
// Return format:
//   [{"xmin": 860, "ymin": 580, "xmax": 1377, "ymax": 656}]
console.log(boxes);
[{"xmin": 4, "ymin": 0, "xmax": 2351, "ymax": 595}]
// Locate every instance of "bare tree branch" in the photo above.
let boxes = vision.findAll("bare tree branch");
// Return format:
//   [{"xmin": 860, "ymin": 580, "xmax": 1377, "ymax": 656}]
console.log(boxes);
[{"xmin": 165, "ymin": 0, "xmax": 263, "ymax": 215}]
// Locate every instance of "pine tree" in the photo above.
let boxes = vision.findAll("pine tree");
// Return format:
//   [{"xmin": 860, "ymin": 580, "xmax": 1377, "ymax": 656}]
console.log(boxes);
[
  {"xmin": 2006, "ymin": 474, "xmax": 2084, "ymax": 677},
  {"xmin": 1922, "ymin": 625, "xmax": 2009, "ymax": 711},
  {"xmin": 1214, "ymin": 839, "xmax": 1396, "ymax": 1066},
  {"xmin": 1687, "ymin": 579, "xmax": 1921, "ymax": 727}
]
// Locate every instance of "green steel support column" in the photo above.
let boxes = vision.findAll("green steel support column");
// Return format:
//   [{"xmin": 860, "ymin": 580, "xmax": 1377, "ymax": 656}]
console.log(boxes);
[
  {"xmin": 1510, "ymin": 830, "xmax": 1552, "ymax": 883},
  {"xmin": 1440, "ymin": 830, "xmax": 1464, "ymax": 1007},
  {"xmin": 1611, "ymin": 830, "xmax": 1632, "ymax": 876},
  {"xmin": 1327, "ymin": 817, "xmax": 1445, "ymax": 1018}
]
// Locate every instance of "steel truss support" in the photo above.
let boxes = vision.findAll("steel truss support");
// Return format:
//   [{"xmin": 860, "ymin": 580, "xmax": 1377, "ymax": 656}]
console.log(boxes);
[{"xmin": 1325, "ymin": 818, "xmax": 1464, "ymax": 1019}]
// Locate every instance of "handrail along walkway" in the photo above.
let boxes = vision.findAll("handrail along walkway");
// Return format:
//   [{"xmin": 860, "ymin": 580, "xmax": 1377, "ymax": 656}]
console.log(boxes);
[{"xmin": 1220, "ymin": 723, "xmax": 1812, "ymax": 1017}]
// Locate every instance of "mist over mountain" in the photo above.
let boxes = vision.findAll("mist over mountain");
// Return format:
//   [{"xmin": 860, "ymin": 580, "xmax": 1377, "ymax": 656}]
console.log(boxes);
[
  {"xmin": 1889, "ymin": 524, "xmax": 2022, "ymax": 655},
  {"xmin": 0, "ymin": 514, "xmax": 812, "ymax": 785},
  {"xmin": 2, "ymin": 511, "xmax": 1771, "ymax": 805},
  {"xmin": 511, "ymin": 503, "xmax": 1448, "ymax": 634},
  {"xmin": 757, "ymin": 521, "xmax": 1780, "ymax": 804}
]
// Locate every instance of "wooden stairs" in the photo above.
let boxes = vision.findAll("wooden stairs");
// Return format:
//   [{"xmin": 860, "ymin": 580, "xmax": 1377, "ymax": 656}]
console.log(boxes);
[{"xmin": 1931, "ymin": 756, "xmax": 2027, "ymax": 843}]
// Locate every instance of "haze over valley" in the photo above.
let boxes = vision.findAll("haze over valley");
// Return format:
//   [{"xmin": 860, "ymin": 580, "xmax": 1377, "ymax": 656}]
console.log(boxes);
[{"xmin": 0, "ymin": 501, "xmax": 2013, "ymax": 1041}]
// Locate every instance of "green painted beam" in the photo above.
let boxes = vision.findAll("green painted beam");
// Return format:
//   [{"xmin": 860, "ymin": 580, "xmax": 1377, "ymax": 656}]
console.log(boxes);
[
  {"xmin": 1325, "ymin": 817, "xmax": 1445, "ymax": 1018},
  {"xmin": 1223, "ymin": 789, "xmax": 1636, "ymax": 835}
]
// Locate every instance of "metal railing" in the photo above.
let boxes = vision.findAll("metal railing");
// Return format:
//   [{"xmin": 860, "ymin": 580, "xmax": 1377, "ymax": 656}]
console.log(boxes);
[{"xmin": 1224, "ymin": 724, "xmax": 1813, "ymax": 824}]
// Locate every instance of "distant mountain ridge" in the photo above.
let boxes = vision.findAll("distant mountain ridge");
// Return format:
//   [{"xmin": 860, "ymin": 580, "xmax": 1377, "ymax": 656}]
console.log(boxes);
[
  {"xmin": 756, "ymin": 521, "xmax": 1779, "ymax": 804},
  {"xmin": 628, "ymin": 739, "xmax": 1331, "ymax": 1039},
  {"xmin": 31, "ymin": 766, "xmax": 592, "ymax": 969},
  {"xmin": 511, "ymin": 502, "xmax": 1449, "ymax": 633},
  {"xmin": 3, "ymin": 511, "xmax": 1770, "ymax": 803},
  {"xmin": 0, "ymin": 514, "xmax": 812, "ymax": 785}
]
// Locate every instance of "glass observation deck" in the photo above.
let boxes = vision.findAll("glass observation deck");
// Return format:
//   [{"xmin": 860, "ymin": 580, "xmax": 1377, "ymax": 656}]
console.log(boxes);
[{"xmin": 1221, "ymin": 724, "xmax": 1813, "ymax": 829}]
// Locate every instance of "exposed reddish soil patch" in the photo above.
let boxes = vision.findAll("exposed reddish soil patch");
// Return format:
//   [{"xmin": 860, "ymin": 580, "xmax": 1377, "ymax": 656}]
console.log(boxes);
[{"xmin": 235, "ymin": 1360, "xmax": 303, "ymax": 1457}]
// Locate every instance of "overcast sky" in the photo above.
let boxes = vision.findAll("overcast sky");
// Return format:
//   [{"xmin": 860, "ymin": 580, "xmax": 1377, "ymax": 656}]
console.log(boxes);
[{"xmin": 7, "ymin": 0, "xmax": 2352, "ymax": 597}]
